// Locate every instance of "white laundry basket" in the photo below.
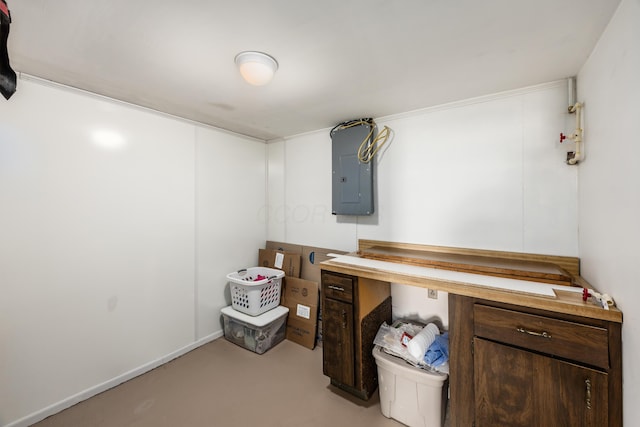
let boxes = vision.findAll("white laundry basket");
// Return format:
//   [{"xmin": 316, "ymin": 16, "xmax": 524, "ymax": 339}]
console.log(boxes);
[{"xmin": 227, "ymin": 267, "xmax": 285, "ymax": 316}]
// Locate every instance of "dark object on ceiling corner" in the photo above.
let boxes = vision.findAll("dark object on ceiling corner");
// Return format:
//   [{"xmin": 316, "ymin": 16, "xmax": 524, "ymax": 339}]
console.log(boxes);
[{"xmin": 1, "ymin": 0, "xmax": 17, "ymax": 100}]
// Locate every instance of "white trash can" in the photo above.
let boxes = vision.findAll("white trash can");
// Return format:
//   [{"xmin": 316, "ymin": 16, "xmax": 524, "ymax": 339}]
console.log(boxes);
[{"xmin": 373, "ymin": 345, "xmax": 449, "ymax": 427}]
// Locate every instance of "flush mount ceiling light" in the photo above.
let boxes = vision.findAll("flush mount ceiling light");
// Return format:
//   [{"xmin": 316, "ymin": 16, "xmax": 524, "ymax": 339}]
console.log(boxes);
[{"xmin": 234, "ymin": 51, "xmax": 278, "ymax": 86}]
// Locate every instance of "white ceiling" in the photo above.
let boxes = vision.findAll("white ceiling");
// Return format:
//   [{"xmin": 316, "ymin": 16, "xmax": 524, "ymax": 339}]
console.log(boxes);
[{"xmin": 7, "ymin": 0, "xmax": 620, "ymax": 141}]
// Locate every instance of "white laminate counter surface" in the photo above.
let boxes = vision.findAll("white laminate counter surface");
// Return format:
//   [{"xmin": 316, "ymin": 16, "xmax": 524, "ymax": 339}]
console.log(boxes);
[
  {"xmin": 326, "ymin": 254, "xmax": 582, "ymax": 297},
  {"xmin": 321, "ymin": 251, "xmax": 622, "ymax": 322}
]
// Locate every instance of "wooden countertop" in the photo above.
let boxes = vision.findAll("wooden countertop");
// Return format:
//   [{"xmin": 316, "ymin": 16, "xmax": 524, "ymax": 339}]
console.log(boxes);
[{"xmin": 320, "ymin": 240, "xmax": 622, "ymax": 323}]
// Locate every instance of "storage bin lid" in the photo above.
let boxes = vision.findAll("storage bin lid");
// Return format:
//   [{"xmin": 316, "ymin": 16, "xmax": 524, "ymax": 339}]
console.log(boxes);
[
  {"xmin": 221, "ymin": 305, "xmax": 289, "ymax": 327},
  {"xmin": 373, "ymin": 345, "xmax": 448, "ymax": 383}
]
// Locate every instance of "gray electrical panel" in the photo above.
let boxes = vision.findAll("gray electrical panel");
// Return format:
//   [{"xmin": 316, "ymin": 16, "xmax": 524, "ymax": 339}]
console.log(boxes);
[{"xmin": 331, "ymin": 121, "xmax": 374, "ymax": 215}]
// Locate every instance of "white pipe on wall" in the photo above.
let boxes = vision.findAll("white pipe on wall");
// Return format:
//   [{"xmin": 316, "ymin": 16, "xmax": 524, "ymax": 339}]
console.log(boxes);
[
  {"xmin": 568, "ymin": 77, "xmax": 577, "ymax": 110},
  {"xmin": 567, "ymin": 102, "xmax": 583, "ymax": 165}
]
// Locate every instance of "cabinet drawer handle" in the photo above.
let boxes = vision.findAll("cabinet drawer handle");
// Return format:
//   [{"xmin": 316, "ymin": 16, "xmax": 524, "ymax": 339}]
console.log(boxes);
[
  {"xmin": 516, "ymin": 327, "xmax": 552, "ymax": 339},
  {"xmin": 328, "ymin": 285, "xmax": 345, "ymax": 292},
  {"xmin": 585, "ymin": 378, "xmax": 592, "ymax": 410}
]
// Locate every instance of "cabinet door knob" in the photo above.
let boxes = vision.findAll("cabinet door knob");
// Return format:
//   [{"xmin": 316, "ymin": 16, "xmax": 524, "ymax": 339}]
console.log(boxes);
[
  {"xmin": 516, "ymin": 327, "xmax": 552, "ymax": 339},
  {"xmin": 585, "ymin": 378, "xmax": 592, "ymax": 409},
  {"xmin": 341, "ymin": 310, "xmax": 348, "ymax": 329}
]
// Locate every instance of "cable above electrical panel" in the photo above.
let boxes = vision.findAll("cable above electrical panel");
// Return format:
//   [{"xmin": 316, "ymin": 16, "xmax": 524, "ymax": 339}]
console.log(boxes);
[{"xmin": 330, "ymin": 118, "xmax": 391, "ymax": 163}]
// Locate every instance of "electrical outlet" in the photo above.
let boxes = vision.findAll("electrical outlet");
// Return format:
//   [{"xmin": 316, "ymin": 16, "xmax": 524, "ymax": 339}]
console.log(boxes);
[{"xmin": 428, "ymin": 289, "xmax": 438, "ymax": 299}]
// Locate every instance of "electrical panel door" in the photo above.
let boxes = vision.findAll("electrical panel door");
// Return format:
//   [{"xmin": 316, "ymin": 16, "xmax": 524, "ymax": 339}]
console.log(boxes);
[{"xmin": 331, "ymin": 122, "xmax": 374, "ymax": 215}]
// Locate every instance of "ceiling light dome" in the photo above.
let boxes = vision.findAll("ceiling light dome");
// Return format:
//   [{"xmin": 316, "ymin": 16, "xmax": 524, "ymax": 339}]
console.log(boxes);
[{"xmin": 234, "ymin": 51, "xmax": 278, "ymax": 86}]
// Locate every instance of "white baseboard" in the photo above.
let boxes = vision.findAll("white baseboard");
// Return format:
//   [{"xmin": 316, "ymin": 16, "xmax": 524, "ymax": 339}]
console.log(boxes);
[{"xmin": 5, "ymin": 331, "xmax": 224, "ymax": 427}]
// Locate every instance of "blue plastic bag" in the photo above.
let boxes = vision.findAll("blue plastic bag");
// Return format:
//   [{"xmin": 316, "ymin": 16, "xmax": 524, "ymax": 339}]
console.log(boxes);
[{"xmin": 424, "ymin": 332, "xmax": 449, "ymax": 367}]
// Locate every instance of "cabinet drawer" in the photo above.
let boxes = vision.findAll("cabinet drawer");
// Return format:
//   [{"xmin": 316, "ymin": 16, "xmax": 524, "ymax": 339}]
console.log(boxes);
[
  {"xmin": 474, "ymin": 304, "xmax": 609, "ymax": 369},
  {"xmin": 322, "ymin": 272, "xmax": 353, "ymax": 303}
]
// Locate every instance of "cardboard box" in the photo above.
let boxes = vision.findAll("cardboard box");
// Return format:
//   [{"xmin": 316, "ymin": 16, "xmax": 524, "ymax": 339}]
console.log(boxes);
[
  {"xmin": 301, "ymin": 245, "xmax": 346, "ymax": 283},
  {"xmin": 266, "ymin": 241, "xmax": 346, "ymax": 283},
  {"xmin": 286, "ymin": 317, "xmax": 317, "ymax": 350},
  {"xmin": 266, "ymin": 241, "xmax": 303, "ymax": 255},
  {"xmin": 258, "ymin": 248, "xmax": 301, "ymax": 278},
  {"xmin": 281, "ymin": 276, "xmax": 319, "ymax": 349},
  {"xmin": 266, "ymin": 241, "xmax": 347, "ymax": 345}
]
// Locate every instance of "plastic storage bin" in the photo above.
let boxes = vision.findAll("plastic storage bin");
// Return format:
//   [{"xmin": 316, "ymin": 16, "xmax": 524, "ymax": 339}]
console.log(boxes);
[
  {"xmin": 221, "ymin": 305, "xmax": 289, "ymax": 354},
  {"xmin": 373, "ymin": 345, "xmax": 449, "ymax": 427},
  {"xmin": 227, "ymin": 267, "xmax": 285, "ymax": 316}
]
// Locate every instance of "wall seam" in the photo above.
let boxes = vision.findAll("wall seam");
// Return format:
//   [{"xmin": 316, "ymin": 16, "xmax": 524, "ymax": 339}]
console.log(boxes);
[
  {"xmin": 521, "ymin": 96, "xmax": 526, "ymax": 252},
  {"xmin": 193, "ymin": 126, "xmax": 200, "ymax": 341},
  {"xmin": 264, "ymin": 142, "xmax": 270, "ymax": 242},
  {"xmin": 283, "ymin": 139, "xmax": 288, "ymax": 243}
]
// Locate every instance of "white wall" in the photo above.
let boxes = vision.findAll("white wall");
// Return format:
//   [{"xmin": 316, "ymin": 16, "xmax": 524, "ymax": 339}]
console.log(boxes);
[
  {"xmin": 577, "ymin": 0, "xmax": 639, "ymax": 424},
  {"xmin": 267, "ymin": 133, "xmax": 358, "ymax": 249},
  {"xmin": 195, "ymin": 127, "xmax": 267, "ymax": 339},
  {"xmin": 268, "ymin": 81, "xmax": 578, "ymax": 325},
  {"xmin": 0, "ymin": 77, "xmax": 266, "ymax": 427},
  {"xmin": 4, "ymin": 9, "xmax": 634, "ymax": 420}
]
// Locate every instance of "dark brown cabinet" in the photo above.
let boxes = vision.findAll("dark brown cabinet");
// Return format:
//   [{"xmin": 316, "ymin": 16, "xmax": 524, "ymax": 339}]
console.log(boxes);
[
  {"xmin": 321, "ymin": 270, "xmax": 391, "ymax": 400},
  {"xmin": 322, "ymin": 297, "xmax": 354, "ymax": 386},
  {"xmin": 449, "ymin": 295, "xmax": 622, "ymax": 427},
  {"xmin": 320, "ymin": 241, "xmax": 623, "ymax": 425},
  {"xmin": 474, "ymin": 338, "xmax": 608, "ymax": 426}
]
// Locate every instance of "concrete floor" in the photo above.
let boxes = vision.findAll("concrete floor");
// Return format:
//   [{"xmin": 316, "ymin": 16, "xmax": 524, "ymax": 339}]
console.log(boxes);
[{"xmin": 32, "ymin": 338, "xmax": 450, "ymax": 427}]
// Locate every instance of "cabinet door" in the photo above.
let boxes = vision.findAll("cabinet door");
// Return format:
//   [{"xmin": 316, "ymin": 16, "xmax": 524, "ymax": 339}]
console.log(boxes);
[
  {"xmin": 322, "ymin": 298, "xmax": 354, "ymax": 386},
  {"xmin": 537, "ymin": 351, "xmax": 609, "ymax": 427},
  {"xmin": 474, "ymin": 338, "xmax": 535, "ymax": 426},
  {"xmin": 474, "ymin": 338, "xmax": 608, "ymax": 427}
]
